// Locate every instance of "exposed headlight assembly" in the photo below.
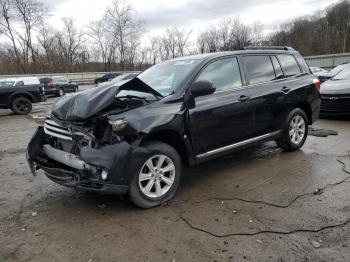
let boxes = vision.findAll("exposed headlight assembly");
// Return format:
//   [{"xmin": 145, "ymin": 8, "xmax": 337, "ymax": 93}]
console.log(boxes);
[{"xmin": 108, "ymin": 119, "xmax": 128, "ymax": 132}]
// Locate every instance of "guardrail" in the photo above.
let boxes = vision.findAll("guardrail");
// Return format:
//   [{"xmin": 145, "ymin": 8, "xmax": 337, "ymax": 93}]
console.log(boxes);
[
  {"xmin": 0, "ymin": 71, "xmax": 140, "ymax": 85},
  {"xmin": 1, "ymin": 52, "xmax": 350, "ymax": 80},
  {"xmin": 304, "ymin": 52, "xmax": 350, "ymax": 69}
]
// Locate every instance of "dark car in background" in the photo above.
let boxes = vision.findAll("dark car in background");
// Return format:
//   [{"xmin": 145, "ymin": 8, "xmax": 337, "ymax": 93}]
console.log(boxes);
[
  {"xmin": 0, "ymin": 77, "xmax": 46, "ymax": 115},
  {"xmin": 97, "ymin": 73, "xmax": 139, "ymax": 87},
  {"xmin": 28, "ymin": 46, "xmax": 321, "ymax": 208},
  {"xmin": 317, "ymin": 62, "xmax": 350, "ymax": 83},
  {"xmin": 94, "ymin": 73, "xmax": 121, "ymax": 85},
  {"xmin": 40, "ymin": 76, "xmax": 78, "ymax": 97},
  {"xmin": 320, "ymin": 67, "xmax": 350, "ymax": 117}
]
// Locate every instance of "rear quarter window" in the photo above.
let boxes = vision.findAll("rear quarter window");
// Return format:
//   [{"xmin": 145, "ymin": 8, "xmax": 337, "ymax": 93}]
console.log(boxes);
[
  {"xmin": 294, "ymin": 53, "xmax": 310, "ymax": 74},
  {"xmin": 277, "ymin": 54, "xmax": 302, "ymax": 77},
  {"xmin": 242, "ymin": 55, "xmax": 276, "ymax": 85}
]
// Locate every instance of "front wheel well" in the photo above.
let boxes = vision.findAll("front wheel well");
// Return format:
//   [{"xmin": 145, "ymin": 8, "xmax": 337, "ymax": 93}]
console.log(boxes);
[
  {"xmin": 141, "ymin": 130, "xmax": 189, "ymax": 167},
  {"xmin": 294, "ymin": 102, "xmax": 312, "ymax": 125}
]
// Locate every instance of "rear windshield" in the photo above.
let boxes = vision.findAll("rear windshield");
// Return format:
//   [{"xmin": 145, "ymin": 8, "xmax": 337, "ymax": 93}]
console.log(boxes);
[
  {"xmin": 333, "ymin": 67, "xmax": 350, "ymax": 80},
  {"xmin": 0, "ymin": 81, "xmax": 15, "ymax": 87},
  {"xmin": 329, "ymin": 64, "xmax": 350, "ymax": 75},
  {"xmin": 40, "ymin": 78, "xmax": 52, "ymax": 84}
]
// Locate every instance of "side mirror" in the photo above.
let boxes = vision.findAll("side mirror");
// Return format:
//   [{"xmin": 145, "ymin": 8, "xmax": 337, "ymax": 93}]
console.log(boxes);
[{"xmin": 190, "ymin": 81, "xmax": 216, "ymax": 97}]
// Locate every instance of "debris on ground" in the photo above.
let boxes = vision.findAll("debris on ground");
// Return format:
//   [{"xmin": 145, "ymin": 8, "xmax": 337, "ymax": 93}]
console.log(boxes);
[
  {"xmin": 98, "ymin": 204, "xmax": 106, "ymax": 209},
  {"xmin": 310, "ymin": 240, "xmax": 322, "ymax": 248},
  {"xmin": 31, "ymin": 211, "xmax": 38, "ymax": 217},
  {"xmin": 314, "ymin": 188, "xmax": 324, "ymax": 195},
  {"xmin": 309, "ymin": 127, "xmax": 338, "ymax": 137}
]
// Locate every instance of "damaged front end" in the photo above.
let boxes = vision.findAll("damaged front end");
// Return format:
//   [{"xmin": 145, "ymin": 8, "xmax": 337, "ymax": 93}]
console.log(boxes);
[{"xmin": 27, "ymin": 78, "xmax": 161, "ymax": 194}]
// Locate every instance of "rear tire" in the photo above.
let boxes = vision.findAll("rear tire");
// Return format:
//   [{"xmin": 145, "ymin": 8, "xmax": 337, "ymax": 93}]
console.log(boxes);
[
  {"xmin": 11, "ymin": 97, "xmax": 32, "ymax": 115},
  {"xmin": 129, "ymin": 142, "xmax": 182, "ymax": 208},
  {"xmin": 276, "ymin": 108, "xmax": 308, "ymax": 152}
]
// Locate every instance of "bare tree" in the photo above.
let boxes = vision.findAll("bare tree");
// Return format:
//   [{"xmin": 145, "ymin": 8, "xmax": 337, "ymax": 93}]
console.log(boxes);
[
  {"xmin": 0, "ymin": 0, "xmax": 23, "ymax": 72},
  {"xmin": 88, "ymin": 17, "xmax": 118, "ymax": 71},
  {"xmin": 251, "ymin": 21, "xmax": 264, "ymax": 46},
  {"xmin": 56, "ymin": 17, "xmax": 84, "ymax": 72},
  {"xmin": 13, "ymin": 0, "xmax": 46, "ymax": 71},
  {"xmin": 105, "ymin": 0, "xmax": 143, "ymax": 70},
  {"xmin": 197, "ymin": 17, "xmax": 252, "ymax": 53}
]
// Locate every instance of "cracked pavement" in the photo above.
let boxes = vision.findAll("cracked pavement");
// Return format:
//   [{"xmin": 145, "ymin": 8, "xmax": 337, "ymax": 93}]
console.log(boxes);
[{"xmin": 0, "ymin": 99, "xmax": 350, "ymax": 261}]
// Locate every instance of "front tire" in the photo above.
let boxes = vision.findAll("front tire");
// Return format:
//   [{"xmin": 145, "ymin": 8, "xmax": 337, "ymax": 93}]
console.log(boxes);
[
  {"xmin": 276, "ymin": 108, "xmax": 308, "ymax": 152},
  {"xmin": 129, "ymin": 142, "xmax": 182, "ymax": 208},
  {"xmin": 11, "ymin": 97, "xmax": 32, "ymax": 115}
]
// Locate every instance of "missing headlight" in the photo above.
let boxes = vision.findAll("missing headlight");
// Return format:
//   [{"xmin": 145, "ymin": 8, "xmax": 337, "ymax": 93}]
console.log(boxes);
[{"xmin": 108, "ymin": 119, "xmax": 127, "ymax": 132}]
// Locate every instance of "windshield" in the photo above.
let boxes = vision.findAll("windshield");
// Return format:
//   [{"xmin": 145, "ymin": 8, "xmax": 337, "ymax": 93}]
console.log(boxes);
[
  {"xmin": 137, "ymin": 59, "xmax": 201, "ymax": 96},
  {"xmin": 0, "ymin": 81, "xmax": 15, "ymax": 87},
  {"xmin": 333, "ymin": 67, "xmax": 350, "ymax": 80},
  {"xmin": 329, "ymin": 64, "xmax": 349, "ymax": 75}
]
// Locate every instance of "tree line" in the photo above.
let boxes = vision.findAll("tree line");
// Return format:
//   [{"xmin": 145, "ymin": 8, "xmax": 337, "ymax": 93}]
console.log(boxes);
[{"xmin": 0, "ymin": 0, "xmax": 349, "ymax": 75}]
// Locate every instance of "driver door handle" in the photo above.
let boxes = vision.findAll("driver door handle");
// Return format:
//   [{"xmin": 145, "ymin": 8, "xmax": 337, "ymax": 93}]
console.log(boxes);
[
  {"xmin": 238, "ymin": 95, "xmax": 250, "ymax": 102},
  {"xmin": 281, "ymin": 86, "xmax": 291, "ymax": 93}
]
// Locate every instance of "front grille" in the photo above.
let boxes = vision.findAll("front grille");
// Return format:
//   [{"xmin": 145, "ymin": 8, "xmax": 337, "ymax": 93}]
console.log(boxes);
[
  {"xmin": 44, "ymin": 119, "xmax": 72, "ymax": 141},
  {"xmin": 321, "ymin": 94, "xmax": 350, "ymax": 114}
]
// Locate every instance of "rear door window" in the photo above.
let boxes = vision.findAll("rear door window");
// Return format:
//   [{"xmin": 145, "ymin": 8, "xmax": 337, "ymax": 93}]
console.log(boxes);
[
  {"xmin": 242, "ymin": 55, "xmax": 276, "ymax": 85},
  {"xmin": 277, "ymin": 54, "xmax": 301, "ymax": 77}
]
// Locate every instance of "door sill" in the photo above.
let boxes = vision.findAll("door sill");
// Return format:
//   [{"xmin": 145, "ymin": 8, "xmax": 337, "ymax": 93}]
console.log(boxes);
[{"xmin": 196, "ymin": 130, "xmax": 281, "ymax": 159}]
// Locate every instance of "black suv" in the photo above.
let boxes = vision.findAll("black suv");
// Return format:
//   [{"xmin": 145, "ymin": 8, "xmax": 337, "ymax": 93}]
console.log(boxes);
[{"xmin": 27, "ymin": 47, "xmax": 321, "ymax": 208}]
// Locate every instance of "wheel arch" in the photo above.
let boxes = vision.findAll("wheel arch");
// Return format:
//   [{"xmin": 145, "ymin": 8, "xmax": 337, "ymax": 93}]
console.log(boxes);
[
  {"xmin": 141, "ymin": 130, "xmax": 190, "ymax": 167},
  {"xmin": 294, "ymin": 101, "xmax": 312, "ymax": 125}
]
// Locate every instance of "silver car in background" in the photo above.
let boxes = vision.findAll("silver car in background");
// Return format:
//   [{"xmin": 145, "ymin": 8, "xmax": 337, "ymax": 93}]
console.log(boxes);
[{"xmin": 320, "ymin": 67, "xmax": 350, "ymax": 116}]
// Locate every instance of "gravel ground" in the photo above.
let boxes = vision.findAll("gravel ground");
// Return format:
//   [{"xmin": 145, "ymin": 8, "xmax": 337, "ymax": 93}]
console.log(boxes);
[{"xmin": 0, "ymin": 94, "xmax": 349, "ymax": 261}]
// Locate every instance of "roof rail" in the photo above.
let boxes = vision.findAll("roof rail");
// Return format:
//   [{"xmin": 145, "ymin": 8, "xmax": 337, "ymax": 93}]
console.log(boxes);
[{"xmin": 242, "ymin": 46, "xmax": 295, "ymax": 51}]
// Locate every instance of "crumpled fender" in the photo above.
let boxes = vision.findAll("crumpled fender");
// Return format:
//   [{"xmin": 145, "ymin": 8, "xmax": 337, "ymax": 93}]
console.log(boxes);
[
  {"xmin": 79, "ymin": 142, "xmax": 157, "ymax": 185},
  {"xmin": 27, "ymin": 126, "xmax": 46, "ymax": 163}
]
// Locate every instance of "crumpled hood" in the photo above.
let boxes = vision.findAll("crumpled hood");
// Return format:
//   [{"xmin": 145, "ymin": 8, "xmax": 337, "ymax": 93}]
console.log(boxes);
[
  {"xmin": 51, "ymin": 78, "xmax": 163, "ymax": 121},
  {"xmin": 320, "ymin": 79, "xmax": 350, "ymax": 95}
]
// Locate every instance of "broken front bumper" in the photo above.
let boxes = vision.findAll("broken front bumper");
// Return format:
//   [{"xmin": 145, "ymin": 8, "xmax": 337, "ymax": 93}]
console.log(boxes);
[{"xmin": 27, "ymin": 126, "xmax": 152, "ymax": 194}]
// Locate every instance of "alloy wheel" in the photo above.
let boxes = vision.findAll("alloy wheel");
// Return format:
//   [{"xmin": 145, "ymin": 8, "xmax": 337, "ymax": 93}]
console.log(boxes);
[
  {"xmin": 289, "ymin": 115, "xmax": 306, "ymax": 145},
  {"xmin": 138, "ymin": 155, "xmax": 176, "ymax": 198}
]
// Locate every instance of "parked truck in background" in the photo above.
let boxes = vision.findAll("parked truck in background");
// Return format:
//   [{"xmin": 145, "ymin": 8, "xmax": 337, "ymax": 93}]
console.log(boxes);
[{"xmin": 0, "ymin": 77, "xmax": 46, "ymax": 115}]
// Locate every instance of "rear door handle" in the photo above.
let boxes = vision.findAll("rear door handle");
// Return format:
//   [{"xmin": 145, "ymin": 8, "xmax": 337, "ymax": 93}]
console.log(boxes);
[
  {"xmin": 281, "ymin": 86, "xmax": 291, "ymax": 93},
  {"xmin": 238, "ymin": 95, "xmax": 250, "ymax": 102}
]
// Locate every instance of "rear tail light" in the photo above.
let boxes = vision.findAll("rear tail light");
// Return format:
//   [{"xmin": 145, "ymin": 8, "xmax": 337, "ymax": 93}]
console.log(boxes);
[
  {"xmin": 48, "ymin": 82, "xmax": 56, "ymax": 88},
  {"xmin": 313, "ymin": 78, "xmax": 321, "ymax": 91}
]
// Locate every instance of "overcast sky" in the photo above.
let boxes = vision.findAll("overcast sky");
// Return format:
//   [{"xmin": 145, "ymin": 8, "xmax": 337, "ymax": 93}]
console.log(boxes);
[{"xmin": 48, "ymin": 0, "xmax": 339, "ymax": 36}]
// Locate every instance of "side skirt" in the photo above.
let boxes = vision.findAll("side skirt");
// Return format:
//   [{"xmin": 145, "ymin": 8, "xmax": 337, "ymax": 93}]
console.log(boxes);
[{"xmin": 195, "ymin": 130, "xmax": 282, "ymax": 164}]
